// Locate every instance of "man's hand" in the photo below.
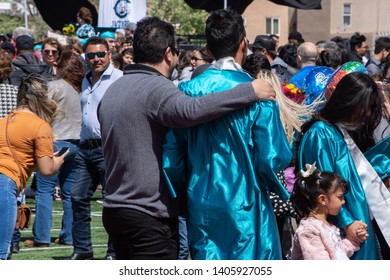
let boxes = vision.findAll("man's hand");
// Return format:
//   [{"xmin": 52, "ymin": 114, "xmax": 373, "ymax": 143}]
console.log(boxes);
[{"xmin": 251, "ymin": 79, "xmax": 276, "ymax": 101}]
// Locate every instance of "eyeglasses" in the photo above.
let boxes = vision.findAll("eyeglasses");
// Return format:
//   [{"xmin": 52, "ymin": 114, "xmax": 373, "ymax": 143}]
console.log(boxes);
[
  {"xmin": 191, "ymin": 57, "xmax": 204, "ymax": 62},
  {"xmin": 361, "ymin": 45, "xmax": 369, "ymax": 49},
  {"xmin": 86, "ymin": 51, "xmax": 108, "ymax": 59},
  {"xmin": 43, "ymin": 49, "xmax": 58, "ymax": 56}
]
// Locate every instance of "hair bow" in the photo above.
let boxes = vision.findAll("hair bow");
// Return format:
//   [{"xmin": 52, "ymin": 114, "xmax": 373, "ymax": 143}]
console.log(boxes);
[{"xmin": 300, "ymin": 162, "xmax": 317, "ymax": 178}]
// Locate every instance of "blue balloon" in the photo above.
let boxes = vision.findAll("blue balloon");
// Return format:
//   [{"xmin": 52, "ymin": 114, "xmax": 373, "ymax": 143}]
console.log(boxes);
[
  {"xmin": 304, "ymin": 66, "xmax": 334, "ymax": 105},
  {"xmin": 290, "ymin": 66, "xmax": 316, "ymax": 90}
]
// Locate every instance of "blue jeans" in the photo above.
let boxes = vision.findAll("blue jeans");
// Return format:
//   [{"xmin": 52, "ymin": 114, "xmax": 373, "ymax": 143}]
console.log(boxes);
[
  {"xmin": 33, "ymin": 140, "xmax": 78, "ymax": 244},
  {"xmin": 71, "ymin": 146, "xmax": 114, "ymax": 256},
  {"xmin": 0, "ymin": 174, "xmax": 18, "ymax": 260},
  {"xmin": 178, "ymin": 216, "xmax": 189, "ymax": 260}
]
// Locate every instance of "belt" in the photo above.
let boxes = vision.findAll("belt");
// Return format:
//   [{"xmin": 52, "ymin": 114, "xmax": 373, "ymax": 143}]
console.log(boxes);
[
  {"xmin": 62, "ymin": 139, "xmax": 80, "ymax": 145},
  {"xmin": 79, "ymin": 139, "xmax": 102, "ymax": 149}
]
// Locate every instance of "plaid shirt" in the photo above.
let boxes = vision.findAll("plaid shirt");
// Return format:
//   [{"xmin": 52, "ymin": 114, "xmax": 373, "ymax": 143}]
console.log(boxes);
[{"xmin": 0, "ymin": 83, "xmax": 18, "ymax": 118}]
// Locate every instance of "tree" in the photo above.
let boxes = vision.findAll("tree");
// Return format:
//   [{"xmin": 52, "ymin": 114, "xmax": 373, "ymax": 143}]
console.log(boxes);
[
  {"xmin": 10, "ymin": 0, "xmax": 51, "ymax": 40},
  {"xmin": 147, "ymin": 0, "xmax": 208, "ymax": 35}
]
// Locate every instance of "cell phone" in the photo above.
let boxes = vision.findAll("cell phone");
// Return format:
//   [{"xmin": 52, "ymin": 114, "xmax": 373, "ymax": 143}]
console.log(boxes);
[{"xmin": 56, "ymin": 147, "xmax": 69, "ymax": 157}]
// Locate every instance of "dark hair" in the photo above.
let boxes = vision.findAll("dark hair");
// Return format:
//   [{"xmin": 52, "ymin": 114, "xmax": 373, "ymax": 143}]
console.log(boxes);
[
  {"xmin": 56, "ymin": 50, "xmax": 85, "ymax": 92},
  {"xmin": 0, "ymin": 49, "xmax": 12, "ymax": 82},
  {"xmin": 280, "ymin": 44, "xmax": 298, "ymax": 68},
  {"xmin": 111, "ymin": 51, "xmax": 124, "ymax": 70},
  {"xmin": 121, "ymin": 47, "xmax": 133, "ymax": 56},
  {"xmin": 288, "ymin": 30, "xmax": 304, "ymax": 45},
  {"xmin": 133, "ymin": 17, "xmax": 176, "ymax": 64},
  {"xmin": 374, "ymin": 36, "xmax": 390, "ymax": 54},
  {"xmin": 77, "ymin": 7, "xmax": 93, "ymax": 25},
  {"xmin": 318, "ymin": 41, "xmax": 343, "ymax": 69},
  {"xmin": 299, "ymin": 72, "xmax": 384, "ymax": 152},
  {"xmin": 83, "ymin": 36, "xmax": 109, "ymax": 53},
  {"xmin": 291, "ymin": 169, "xmax": 349, "ymax": 218},
  {"xmin": 242, "ymin": 53, "xmax": 271, "ymax": 77},
  {"xmin": 349, "ymin": 32, "xmax": 366, "ymax": 52},
  {"xmin": 197, "ymin": 47, "xmax": 213, "ymax": 63},
  {"xmin": 205, "ymin": 8, "xmax": 246, "ymax": 60}
]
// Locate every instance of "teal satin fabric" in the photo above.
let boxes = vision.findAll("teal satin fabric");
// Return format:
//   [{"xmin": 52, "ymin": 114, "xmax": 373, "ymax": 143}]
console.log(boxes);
[
  {"xmin": 163, "ymin": 69, "xmax": 292, "ymax": 259},
  {"xmin": 364, "ymin": 135, "xmax": 390, "ymax": 180},
  {"xmin": 297, "ymin": 121, "xmax": 380, "ymax": 260}
]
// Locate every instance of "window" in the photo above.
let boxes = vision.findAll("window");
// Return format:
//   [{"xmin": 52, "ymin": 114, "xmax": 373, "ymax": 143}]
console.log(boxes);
[
  {"xmin": 266, "ymin": 18, "xmax": 280, "ymax": 36},
  {"xmin": 343, "ymin": 3, "xmax": 351, "ymax": 27}
]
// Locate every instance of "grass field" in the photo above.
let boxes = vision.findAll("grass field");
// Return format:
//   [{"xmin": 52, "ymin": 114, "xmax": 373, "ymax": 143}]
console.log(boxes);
[{"xmin": 12, "ymin": 187, "xmax": 109, "ymax": 260}]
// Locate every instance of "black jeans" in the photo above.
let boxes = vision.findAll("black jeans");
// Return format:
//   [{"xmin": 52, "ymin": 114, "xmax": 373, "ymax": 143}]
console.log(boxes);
[{"xmin": 103, "ymin": 207, "xmax": 179, "ymax": 260}]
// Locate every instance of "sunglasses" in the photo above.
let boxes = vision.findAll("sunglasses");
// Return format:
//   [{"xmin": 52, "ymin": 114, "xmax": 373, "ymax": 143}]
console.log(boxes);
[
  {"xmin": 170, "ymin": 46, "xmax": 180, "ymax": 56},
  {"xmin": 86, "ymin": 51, "xmax": 108, "ymax": 59},
  {"xmin": 43, "ymin": 49, "xmax": 58, "ymax": 55}
]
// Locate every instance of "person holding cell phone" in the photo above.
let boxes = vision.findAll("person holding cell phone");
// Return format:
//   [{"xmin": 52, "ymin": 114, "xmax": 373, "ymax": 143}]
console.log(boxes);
[
  {"xmin": 24, "ymin": 51, "xmax": 85, "ymax": 249},
  {"xmin": 0, "ymin": 73, "xmax": 68, "ymax": 260}
]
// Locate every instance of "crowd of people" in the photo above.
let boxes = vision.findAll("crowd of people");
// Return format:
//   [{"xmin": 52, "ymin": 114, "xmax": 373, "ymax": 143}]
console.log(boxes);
[{"xmin": 1, "ymin": 6, "xmax": 390, "ymax": 260}]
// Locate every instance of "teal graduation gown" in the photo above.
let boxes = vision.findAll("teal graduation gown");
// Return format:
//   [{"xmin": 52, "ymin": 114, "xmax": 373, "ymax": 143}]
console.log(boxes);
[
  {"xmin": 297, "ymin": 121, "xmax": 381, "ymax": 260},
  {"xmin": 163, "ymin": 69, "xmax": 292, "ymax": 260}
]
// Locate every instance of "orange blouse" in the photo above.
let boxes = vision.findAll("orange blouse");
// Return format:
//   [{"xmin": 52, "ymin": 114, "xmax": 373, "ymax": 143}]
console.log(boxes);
[{"xmin": 0, "ymin": 111, "xmax": 53, "ymax": 193}]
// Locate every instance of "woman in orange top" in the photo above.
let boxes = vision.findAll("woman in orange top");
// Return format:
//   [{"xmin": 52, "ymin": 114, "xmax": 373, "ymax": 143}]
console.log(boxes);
[{"xmin": 0, "ymin": 73, "xmax": 68, "ymax": 260}]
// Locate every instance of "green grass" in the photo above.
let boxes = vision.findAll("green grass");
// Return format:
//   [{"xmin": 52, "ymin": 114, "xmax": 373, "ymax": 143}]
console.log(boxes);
[{"xmin": 12, "ymin": 187, "xmax": 109, "ymax": 260}]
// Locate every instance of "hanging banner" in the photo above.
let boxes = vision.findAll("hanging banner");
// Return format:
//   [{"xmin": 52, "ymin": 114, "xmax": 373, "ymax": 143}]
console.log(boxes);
[{"xmin": 98, "ymin": 0, "xmax": 147, "ymax": 28}]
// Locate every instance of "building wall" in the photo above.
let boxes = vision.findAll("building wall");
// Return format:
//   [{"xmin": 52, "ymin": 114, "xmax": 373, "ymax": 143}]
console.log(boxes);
[
  {"xmin": 296, "ymin": 0, "xmax": 331, "ymax": 44},
  {"xmin": 298, "ymin": 0, "xmax": 390, "ymax": 46},
  {"xmin": 242, "ymin": 0, "xmax": 290, "ymax": 45},
  {"xmin": 243, "ymin": 0, "xmax": 390, "ymax": 49}
]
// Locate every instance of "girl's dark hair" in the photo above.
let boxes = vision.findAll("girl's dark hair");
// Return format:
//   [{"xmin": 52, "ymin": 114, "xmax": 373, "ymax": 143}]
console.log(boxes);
[
  {"xmin": 197, "ymin": 47, "xmax": 213, "ymax": 63},
  {"xmin": 242, "ymin": 53, "xmax": 271, "ymax": 77},
  {"xmin": 297, "ymin": 72, "xmax": 386, "ymax": 153},
  {"xmin": 291, "ymin": 169, "xmax": 349, "ymax": 218}
]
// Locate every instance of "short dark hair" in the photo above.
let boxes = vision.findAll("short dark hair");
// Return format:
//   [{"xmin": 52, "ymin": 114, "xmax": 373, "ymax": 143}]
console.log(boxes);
[
  {"xmin": 374, "ymin": 36, "xmax": 390, "ymax": 54},
  {"xmin": 288, "ymin": 30, "xmax": 304, "ymax": 44},
  {"xmin": 83, "ymin": 36, "xmax": 109, "ymax": 53},
  {"xmin": 349, "ymin": 32, "xmax": 366, "ymax": 51},
  {"xmin": 205, "ymin": 8, "xmax": 246, "ymax": 60},
  {"xmin": 132, "ymin": 17, "xmax": 176, "ymax": 64}
]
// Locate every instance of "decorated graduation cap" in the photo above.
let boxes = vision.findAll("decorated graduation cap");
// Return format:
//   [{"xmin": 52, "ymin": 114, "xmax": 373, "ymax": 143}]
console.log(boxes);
[
  {"xmin": 304, "ymin": 66, "xmax": 334, "ymax": 105},
  {"xmin": 96, "ymin": 27, "xmax": 117, "ymax": 39},
  {"xmin": 324, "ymin": 62, "xmax": 367, "ymax": 100}
]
